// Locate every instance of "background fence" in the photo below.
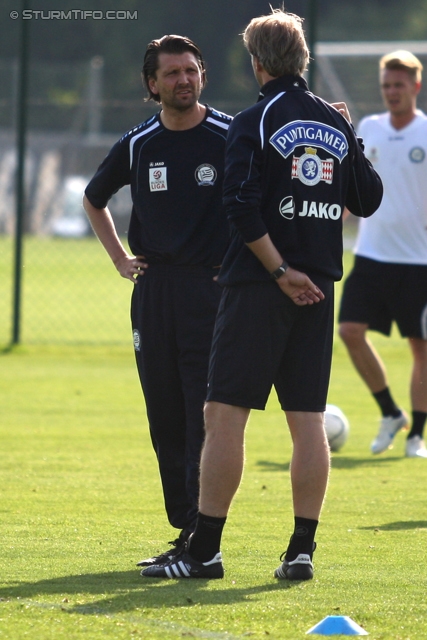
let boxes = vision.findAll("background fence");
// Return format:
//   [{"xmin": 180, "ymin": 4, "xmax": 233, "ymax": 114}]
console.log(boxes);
[{"xmin": 2, "ymin": 45, "xmax": 427, "ymax": 346}]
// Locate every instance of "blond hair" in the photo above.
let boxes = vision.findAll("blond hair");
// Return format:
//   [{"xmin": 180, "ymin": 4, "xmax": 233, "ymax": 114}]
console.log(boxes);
[
  {"xmin": 380, "ymin": 50, "xmax": 423, "ymax": 83},
  {"xmin": 243, "ymin": 8, "xmax": 309, "ymax": 77}
]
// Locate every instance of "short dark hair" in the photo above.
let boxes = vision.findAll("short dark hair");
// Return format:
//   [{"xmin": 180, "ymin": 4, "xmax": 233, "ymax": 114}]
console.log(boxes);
[{"xmin": 142, "ymin": 35, "xmax": 206, "ymax": 103}]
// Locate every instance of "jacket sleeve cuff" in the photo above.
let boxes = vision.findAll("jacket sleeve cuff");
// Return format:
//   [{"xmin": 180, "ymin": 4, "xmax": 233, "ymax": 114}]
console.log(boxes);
[{"xmin": 226, "ymin": 205, "xmax": 268, "ymax": 243}]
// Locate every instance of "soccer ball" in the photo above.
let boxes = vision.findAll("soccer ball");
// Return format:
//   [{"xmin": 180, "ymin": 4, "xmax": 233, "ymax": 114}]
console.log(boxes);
[{"xmin": 324, "ymin": 404, "xmax": 350, "ymax": 451}]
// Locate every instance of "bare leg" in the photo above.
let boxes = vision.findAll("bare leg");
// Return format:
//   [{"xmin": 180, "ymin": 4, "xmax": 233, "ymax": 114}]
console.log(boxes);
[
  {"xmin": 199, "ymin": 401, "xmax": 250, "ymax": 517},
  {"xmin": 340, "ymin": 322, "xmax": 408, "ymax": 454},
  {"xmin": 408, "ymin": 338, "xmax": 427, "ymax": 412},
  {"xmin": 339, "ymin": 322, "xmax": 387, "ymax": 393},
  {"xmin": 273, "ymin": 411, "xmax": 329, "ymax": 580},
  {"xmin": 285, "ymin": 411, "xmax": 330, "ymax": 520}
]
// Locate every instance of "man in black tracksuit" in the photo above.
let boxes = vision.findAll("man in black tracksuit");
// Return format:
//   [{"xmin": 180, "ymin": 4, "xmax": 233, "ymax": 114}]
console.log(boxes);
[
  {"xmin": 141, "ymin": 10, "xmax": 382, "ymax": 581},
  {"xmin": 83, "ymin": 35, "xmax": 232, "ymax": 568}
]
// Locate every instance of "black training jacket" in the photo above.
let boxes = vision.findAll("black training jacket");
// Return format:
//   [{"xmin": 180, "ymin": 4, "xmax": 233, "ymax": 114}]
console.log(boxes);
[
  {"xmin": 219, "ymin": 75, "xmax": 383, "ymax": 285},
  {"xmin": 85, "ymin": 106, "xmax": 232, "ymax": 267}
]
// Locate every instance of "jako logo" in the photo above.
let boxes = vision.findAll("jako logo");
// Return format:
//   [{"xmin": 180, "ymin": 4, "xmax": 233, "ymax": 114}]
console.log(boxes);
[
  {"xmin": 279, "ymin": 196, "xmax": 295, "ymax": 219},
  {"xmin": 299, "ymin": 201, "xmax": 342, "ymax": 220}
]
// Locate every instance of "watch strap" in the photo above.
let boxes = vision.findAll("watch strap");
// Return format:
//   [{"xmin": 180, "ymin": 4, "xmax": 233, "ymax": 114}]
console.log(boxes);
[{"xmin": 270, "ymin": 261, "xmax": 289, "ymax": 280}]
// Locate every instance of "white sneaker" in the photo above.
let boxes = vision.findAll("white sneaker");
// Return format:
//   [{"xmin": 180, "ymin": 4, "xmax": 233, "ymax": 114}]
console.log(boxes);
[
  {"xmin": 371, "ymin": 412, "xmax": 408, "ymax": 454},
  {"xmin": 405, "ymin": 435, "xmax": 427, "ymax": 458}
]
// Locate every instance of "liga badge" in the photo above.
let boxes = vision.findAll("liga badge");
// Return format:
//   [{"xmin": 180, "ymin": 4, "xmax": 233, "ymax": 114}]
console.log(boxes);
[
  {"xmin": 292, "ymin": 147, "xmax": 334, "ymax": 186},
  {"xmin": 149, "ymin": 167, "xmax": 167, "ymax": 191}
]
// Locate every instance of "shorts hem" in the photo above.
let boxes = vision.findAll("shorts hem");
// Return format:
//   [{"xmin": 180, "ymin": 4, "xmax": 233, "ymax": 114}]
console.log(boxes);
[
  {"xmin": 338, "ymin": 317, "xmax": 392, "ymax": 337},
  {"xmin": 280, "ymin": 404, "xmax": 327, "ymax": 413},
  {"xmin": 206, "ymin": 392, "xmax": 266, "ymax": 411}
]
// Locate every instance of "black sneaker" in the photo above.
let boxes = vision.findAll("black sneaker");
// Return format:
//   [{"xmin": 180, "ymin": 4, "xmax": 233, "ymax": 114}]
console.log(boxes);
[
  {"xmin": 136, "ymin": 536, "xmax": 186, "ymax": 567},
  {"xmin": 274, "ymin": 552, "xmax": 314, "ymax": 580},
  {"xmin": 140, "ymin": 548, "xmax": 224, "ymax": 579}
]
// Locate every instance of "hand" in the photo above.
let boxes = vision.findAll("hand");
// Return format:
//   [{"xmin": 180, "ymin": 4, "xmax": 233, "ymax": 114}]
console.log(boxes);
[
  {"xmin": 275, "ymin": 267, "xmax": 325, "ymax": 306},
  {"xmin": 331, "ymin": 101, "xmax": 352, "ymax": 123},
  {"xmin": 114, "ymin": 254, "xmax": 148, "ymax": 283}
]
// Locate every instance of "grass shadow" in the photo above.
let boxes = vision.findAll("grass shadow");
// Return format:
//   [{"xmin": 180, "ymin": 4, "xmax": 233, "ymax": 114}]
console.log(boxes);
[
  {"xmin": 68, "ymin": 579, "xmax": 301, "ymax": 615},
  {"xmin": 0, "ymin": 571, "xmax": 140, "ymax": 600},
  {"xmin": 330, "ymin": 455, "xmax": 402, "ymax": 469},
  {"xmin": 0, "ymin": 570, "xmax": 304, "ymax": 616},
  {"xmin": 0, "ymin": 344, "xmax": 17, "ymax": 355},
  {"xmin": 256, "ymin": 460, "xmax": 290, "ymax": 472},
  {"xmin": 360, "ymin": 520, "xmax": 427, "ymax": 531},
  {"xmin": 256, "ymin": 456, "xmax": 400, "ymax": 472}
]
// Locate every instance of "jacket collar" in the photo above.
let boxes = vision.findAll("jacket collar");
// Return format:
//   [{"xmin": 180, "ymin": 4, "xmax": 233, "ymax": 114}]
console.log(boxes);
[{"xmin": 257, "ymin": 75, "xmax": 308, "ymax": 102}]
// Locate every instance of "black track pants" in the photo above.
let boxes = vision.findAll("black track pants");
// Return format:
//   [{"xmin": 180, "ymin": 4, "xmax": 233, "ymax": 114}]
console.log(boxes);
[{"xmin": 131, "ymin": 265, "xmax": 221, "ymax": 531}]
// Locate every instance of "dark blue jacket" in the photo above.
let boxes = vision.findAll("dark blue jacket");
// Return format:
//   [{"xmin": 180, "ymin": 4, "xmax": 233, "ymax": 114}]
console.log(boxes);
[
  {"xmin": 219, "ymin": 75, "xmax": 383, "ymax": 285},
  {"xmin": 85, "ymin": 107, "xmax": 232, "ymax": 267}
]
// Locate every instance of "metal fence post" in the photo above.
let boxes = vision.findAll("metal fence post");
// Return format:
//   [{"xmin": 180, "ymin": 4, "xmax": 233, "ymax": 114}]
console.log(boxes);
[
  {"xmin": 12, "ymin": 0, "xmax": 30, "ymax": 345},
  {"xmin": 307, "ymin": 0, "xmax": 318, "ymax": 92}
]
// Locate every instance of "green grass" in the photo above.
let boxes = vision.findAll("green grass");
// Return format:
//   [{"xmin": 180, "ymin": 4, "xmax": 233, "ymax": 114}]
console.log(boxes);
[
  {"xmin": 0, "ymin": 236, "xmax": 132, "ymax": 346},
  {"xmin": 1, "ymin": 243, "xmax": 427, "ymax": 638},
  {"xmin": 1, "ymin": 338, "xmax": 427, "ymax": 638}
]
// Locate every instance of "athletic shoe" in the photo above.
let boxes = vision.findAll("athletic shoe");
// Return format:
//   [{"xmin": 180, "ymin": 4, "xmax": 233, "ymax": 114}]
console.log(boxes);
[
  {"xmin": 136, "ymin": 536, "xmax": 186, "ymax": 567},
  {"xmin": 370, "ymin": 412, "xmax": 408, "ymax": 454},
  {"xmin": 274, "ymin": 552, "xmax": 314, "ymax": 581},
  {"xmin": 140, "ymin": 548, "xmax": 224, "ymax": 579},
  {"xmin": 405, "ymin": 435, "xmax": 427, "ymax": 458}
]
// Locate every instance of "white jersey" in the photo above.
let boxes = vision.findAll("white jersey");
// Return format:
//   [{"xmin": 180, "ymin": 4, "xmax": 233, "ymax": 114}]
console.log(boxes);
[{"xmin": 354, "ymin": 110, "xmax": 427, "ymax": 264}]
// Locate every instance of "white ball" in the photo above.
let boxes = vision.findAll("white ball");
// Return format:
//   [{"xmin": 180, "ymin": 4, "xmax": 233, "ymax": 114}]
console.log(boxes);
[{"xmin": 324, "ymin": 404, "xmax": 350, "ymax": 451}]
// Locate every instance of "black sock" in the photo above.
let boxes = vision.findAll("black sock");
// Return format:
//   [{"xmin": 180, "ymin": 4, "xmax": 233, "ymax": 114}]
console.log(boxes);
[
  {"xmin": 407, "ymin": 411, "xmax": 427, "ymax": 439},
  {"xmin": 372, "ymin": 387, "xmax": 401, "ymax": 418},
  {"xmin": 285, "ymin": 517, "xmax": 318, "ymax": 561},
  {"xmin": 187, "ymin": 513, "xmax": 226, "ymax": 563}
]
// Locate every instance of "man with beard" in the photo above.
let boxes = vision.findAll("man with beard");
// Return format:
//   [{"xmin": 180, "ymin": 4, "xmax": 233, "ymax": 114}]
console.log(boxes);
[{"xmin": 83, "ymin": 35, "xmax": 232, "ymax": 566}]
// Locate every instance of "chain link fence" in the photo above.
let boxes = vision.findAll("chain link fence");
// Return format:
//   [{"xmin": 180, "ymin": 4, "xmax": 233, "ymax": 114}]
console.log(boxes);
[
  {"xmin": 2, "ymin": 49, "xmax": 426, "ymax": 346},
  {"xmin": 0, "ymin": 55, "xmax": 250, "ymax": 347},
  {"xmin": 0, "ymin": 127, "xmax": 138, "ymax": 346}
]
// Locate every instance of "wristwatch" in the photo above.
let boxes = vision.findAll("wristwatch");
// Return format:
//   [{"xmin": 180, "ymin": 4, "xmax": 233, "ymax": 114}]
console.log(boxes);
[{"xmin": 270, "ymin": 260, "xmax": 289, "ymax": 280}]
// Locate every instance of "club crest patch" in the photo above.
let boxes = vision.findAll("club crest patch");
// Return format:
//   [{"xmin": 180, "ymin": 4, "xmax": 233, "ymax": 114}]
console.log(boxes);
[
  {"xmin": 149, "ymin": 167, "xmax": 167, "ymax": 191},
  {"xmin": 195, "ymin": 164, "xmax": 217, "ymax": 186},
  {"xmin": 292, "ymin": 148, "xmax": 334, "ymax": 186},
  {"xmin": 409, "ymin": 147, "xmax": 425, "ymax": 163}
]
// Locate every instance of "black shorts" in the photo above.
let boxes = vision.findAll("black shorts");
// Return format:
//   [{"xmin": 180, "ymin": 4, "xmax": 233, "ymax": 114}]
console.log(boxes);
[
  {"xmin": 339, "ymin": 256, "xmax": 427, "ymax": 338},
  {"xmin": 206, "ymin": 277, "xmax": 335, "ymax": 412}
]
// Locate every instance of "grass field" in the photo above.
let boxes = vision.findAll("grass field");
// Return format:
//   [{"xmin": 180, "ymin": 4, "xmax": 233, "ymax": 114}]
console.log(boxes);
[
  {"xmin": 1, "ymin": 243, "xmax": 427, "ymax": 639},
  {"xmin": 0, "ymin": 235, "xmax": 131, "ymax": 346}
]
